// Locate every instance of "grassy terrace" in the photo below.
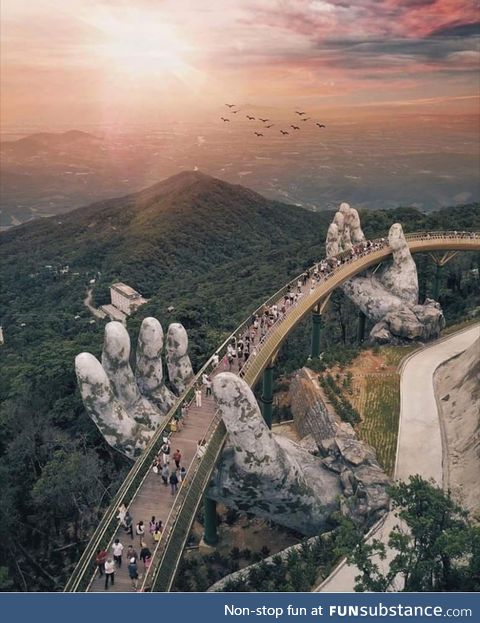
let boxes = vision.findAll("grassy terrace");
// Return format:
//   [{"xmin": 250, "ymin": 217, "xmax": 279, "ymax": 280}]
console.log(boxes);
[{"xmin": 332, "ymin": 318, "xmax": 475, "ymax": 477}]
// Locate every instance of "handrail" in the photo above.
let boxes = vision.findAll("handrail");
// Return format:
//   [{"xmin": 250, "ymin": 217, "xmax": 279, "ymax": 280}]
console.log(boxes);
[{"xmin": 64, "ymin": 231, "xmax": 479, "ymax": 592}]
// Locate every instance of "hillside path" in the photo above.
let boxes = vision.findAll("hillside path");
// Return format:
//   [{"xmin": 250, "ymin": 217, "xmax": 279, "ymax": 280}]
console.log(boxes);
[{"xmin": 317, "ymin": 324, "xmax": 479, "ymax": 593}]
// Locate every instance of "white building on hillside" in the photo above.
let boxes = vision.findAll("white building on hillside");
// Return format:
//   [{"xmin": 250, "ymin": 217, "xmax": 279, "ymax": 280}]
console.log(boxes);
[{"xmin": 100, "ymin": 282, "xmax": 148, "ymax": 324}]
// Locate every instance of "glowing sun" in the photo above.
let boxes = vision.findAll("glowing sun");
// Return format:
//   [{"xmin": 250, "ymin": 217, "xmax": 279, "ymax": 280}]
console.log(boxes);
[{"xmin": 92, "ymin": 9, "xmax": 196, "ymax": 80}]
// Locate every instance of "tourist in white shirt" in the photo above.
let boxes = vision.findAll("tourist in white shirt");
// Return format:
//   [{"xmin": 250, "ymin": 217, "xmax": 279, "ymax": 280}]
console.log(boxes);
[
  {"xmin": 104, "ymin": 558, "xmax": 115, "ymax": 590},
  {"xmin": 112, "ymin": 538, "xmax": 124, "ymax": 567}
]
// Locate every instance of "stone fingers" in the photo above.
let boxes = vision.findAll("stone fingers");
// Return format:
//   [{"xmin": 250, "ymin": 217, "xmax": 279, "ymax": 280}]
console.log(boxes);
[
  {"xmin": 75, "ymin": 353, "xmax": 152, "ymax": 459},
  {"xmin": 212, "ymin": 372, "xmax": 287, "ymax": 476},
  {"xmin": 378, "ymin": 223, "xmax": 419, "ymax": 304},
  {"xmin": 209, "ymin": 372, "xmax": 343, "ymax": 534},
  {"xmin": 136, "ymin": 317, "xmax": 176, "ymax": 413},
  {"xmin": 326, "ymin": 203, "xmax": 365, "ymax": 257},
  {"xmin": 102, "ymin": 321, "xmax": 163, "ymax": 429},
  {"xmin": 340, "ymin": 203, "xmax": 365, "ymax": 247},
  {"xmin": 326, "ymin": 222, "xmax": 340, "ymax": 257},
  {"xmin": 166, "ymin": 323, "xmax": 194, "ymax": 394}
]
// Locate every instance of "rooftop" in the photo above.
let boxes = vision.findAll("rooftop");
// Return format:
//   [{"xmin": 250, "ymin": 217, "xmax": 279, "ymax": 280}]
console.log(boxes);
[
  {"xmin": 100, "ymin": 304, "xmax": 128, "ymax": 323},
  {"xmin": 111, "ymin": 282, "xmax": 142, "ymax": 298}
]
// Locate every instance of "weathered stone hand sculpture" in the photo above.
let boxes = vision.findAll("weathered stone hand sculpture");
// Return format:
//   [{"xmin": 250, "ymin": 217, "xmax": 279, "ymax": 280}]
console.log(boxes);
[
  {"xmin": 326, "ymin": 203, "xmax": 445, "ymax": 343},
  {"xmin": 75, "ymin": 318, "xmax": 194, "ymax": 459},
  {"xmin": 208, "ymin": 372, "xmax": 389, "ymax": 536}
]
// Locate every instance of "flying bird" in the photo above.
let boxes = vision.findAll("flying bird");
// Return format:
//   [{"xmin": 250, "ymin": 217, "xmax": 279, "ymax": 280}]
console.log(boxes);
[
  {"xmin": 246, "ymin": 115, "xmax": 255, "ymax": 120},
  {"xmin": 265, "ymin": 124, "xmax": 274, "ymax": 128},
  {"xmin": 291, "ymin": 125, "xmax": 300, "ymax": 130},
  {"xmin": 232, "ymin": 110, "xmax": 240, "ymax": 114},
  {"xmin": 295, "ymin": 111, "xmax": 306, "ymax": 115},
  {"xmin": 225, "ymin": 104, "xmax": 236, "ymax": 108},
  {"xmin": 280, "ymin": 130, "xmax": 289, "ymax": 135},
  {"xmin": 254, "ymin": 132, "xmax": 264, "ymax": 137},
  {"xmin": 220, "ymin": 117, "xmax": 230, "ymax": 122},
  {"xmin": 301, "ymin": 117, "xmax": 310, "ymax": 121},
  {"xmin": 259, "ymin": 118, "xmax": 269, "ymax": 122},
  {"xmin": 316, "ymin": 123, "xmax": 326, "ymax": 128}
]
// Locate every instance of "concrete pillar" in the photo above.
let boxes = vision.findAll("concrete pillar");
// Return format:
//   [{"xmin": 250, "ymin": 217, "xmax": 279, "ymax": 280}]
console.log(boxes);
[
  {"xmin": 260, "ymin": 362, "xmax": 274, "ymax": 429},
  {"xmin": 203, "ymin": 497, "xmax": 218, "ymax": 545},
  {"xmin": 357, "ymin": 310, "xmax": 366, "ymax": 344},
  {"xmin": 311, "ymin": 308, "xmax": 322, "ymax": 358},
  {"xmin": 433, "ymin": 263, "xmax": 442, "ymax": 300}
]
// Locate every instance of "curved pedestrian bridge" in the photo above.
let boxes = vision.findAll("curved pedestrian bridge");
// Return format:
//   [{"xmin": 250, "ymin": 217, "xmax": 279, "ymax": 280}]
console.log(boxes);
[{"xmin": 64, "ymin": 231, "xmax": 479, "ymax": 593}]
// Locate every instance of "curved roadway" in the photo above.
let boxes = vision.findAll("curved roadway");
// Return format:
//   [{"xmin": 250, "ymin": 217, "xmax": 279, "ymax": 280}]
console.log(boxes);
[{"xmin": 317, "ymin": 323, "xmax": 480, "ymax": 593}]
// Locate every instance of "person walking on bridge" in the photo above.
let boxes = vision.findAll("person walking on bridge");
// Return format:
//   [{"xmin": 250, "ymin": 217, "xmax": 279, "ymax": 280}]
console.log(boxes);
[
  {"xmin": 161, "ymin": 463, "xmax": 169, "ymax": 486},
  {"xmin": 173, "ymin": 449, "xmax": 182, "ymax": 469},
  {"xmin": 205, "ymin": 376, "xmax": 212, "ymax": 396},
  {"xmin": 160, "ymin": 440, "xmax": 170, "ymax": 465},
  {"xmin": 117, "ymin": 503, "xmax": 127, "ymax": 527},
  {"xmin": 112, "ymin": 539, "xmax": 124, "ymax": 567},
  {"xmin": 126, "ymin": 544, "xmax": 138, "ymax": 563},
  {"xmin": 128, "ymin": 557, "xmax": 139, "ymax": 591},
  {"xmin": 124, "ymin": 511, "xmax": 133, "ymax": 539},
  {"xmin": 195, "ymin": 387, "xmax": 202, "ymax": 407},
  {"xmin": 95, "ymin": 548, "xmax": 107, "ymax": 577},
  {"xmin": 140, "ymin": 542, "xmax": 152, "ymax": 571},
  {"xmin": 154, "ymin": 520, "xmax": 163, "ymax": 543},
  {"xmin": 104, "ymin": 558, "xmax": 115, "ymax": 590},
  {"xmin": 149, "ymin": 516, "xmax": 157, "ymax": 537},
  {"xmin": 169, "ymin": 470, "xmax": 179, "ymax": 495},
  {"xmin": 136, "ymin": 521, "xmax": 145, "ymax": 543}
]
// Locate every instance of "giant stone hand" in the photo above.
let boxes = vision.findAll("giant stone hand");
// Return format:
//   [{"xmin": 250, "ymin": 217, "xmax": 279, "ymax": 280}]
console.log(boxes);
[
  {"xmin": 75, "ymin": 318, "xmax": 194, "ymax": 459},
  {"xmin": 326, "ymin": 204, "xmax": 445, "ymax": 343},
  {"xmin": 207, "ymin": 372, "xmax": 389, "ymax": 536}
]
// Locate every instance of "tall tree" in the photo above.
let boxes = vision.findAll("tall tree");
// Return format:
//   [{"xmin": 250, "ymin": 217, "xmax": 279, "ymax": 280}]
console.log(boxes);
[{"xmin": 349, "ymin": 476, "xmax": 480, "ymax": 592}]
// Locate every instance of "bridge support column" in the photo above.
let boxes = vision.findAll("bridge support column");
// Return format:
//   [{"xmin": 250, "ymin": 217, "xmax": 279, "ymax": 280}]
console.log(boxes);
[
  {"xmin": 433, "ymin": 263, "xmax": 442, "ymax": 300},
  {"xmin": 260, "ymin": 362, "xmax": 274, "ymax": 429},
  {"xmin": 311, "ymin": 306, "xmax": 322, "ymax": 358},
  {"xmin": 357, "ymin": 310, "xmax": 366, "ymax": 344},
  {"xmin": 203, "ymin": 497, "xmax": 218, "ymax": 546},
  {"xmin": 429, "ymin": 251, "xmax": 458, "ymax": 300}
]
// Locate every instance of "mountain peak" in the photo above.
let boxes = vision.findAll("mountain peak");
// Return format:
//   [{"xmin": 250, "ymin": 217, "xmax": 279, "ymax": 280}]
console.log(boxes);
[{"xmin": 130, "ymin": 170, "xmax": 265, "ymax": 211}]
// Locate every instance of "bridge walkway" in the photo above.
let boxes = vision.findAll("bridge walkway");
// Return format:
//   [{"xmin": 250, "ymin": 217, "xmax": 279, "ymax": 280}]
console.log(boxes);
[{"xmin": 89, "ymin": 397, "xmax": 215, "ymax": 591}]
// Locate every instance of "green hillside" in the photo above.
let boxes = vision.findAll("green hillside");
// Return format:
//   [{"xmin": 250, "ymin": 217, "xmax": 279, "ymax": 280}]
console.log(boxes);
[{"xmin": 0, "ymin": 171, "xmax": 478, "ymax": 590}]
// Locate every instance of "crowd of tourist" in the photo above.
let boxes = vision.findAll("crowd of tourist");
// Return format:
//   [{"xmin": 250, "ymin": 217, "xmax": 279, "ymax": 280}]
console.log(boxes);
[
  {"xmin": 95, "ymin": 433, "xmax": 193, "ymax": 590},
  {"xmin": 95, "ymin": 504, "xmax": 165, "ymax": 591}
]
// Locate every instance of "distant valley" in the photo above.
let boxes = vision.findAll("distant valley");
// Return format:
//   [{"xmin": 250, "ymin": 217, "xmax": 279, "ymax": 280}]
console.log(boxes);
[{"xmin": 1, "ymin": 114, "xmax": 479, "ymax": 228}]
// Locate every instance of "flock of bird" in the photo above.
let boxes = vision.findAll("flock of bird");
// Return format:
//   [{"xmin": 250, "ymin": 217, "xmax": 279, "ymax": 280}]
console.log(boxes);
[{"xmin": 220, "ymin": 104, "xmax": 326, "ymax": 137}]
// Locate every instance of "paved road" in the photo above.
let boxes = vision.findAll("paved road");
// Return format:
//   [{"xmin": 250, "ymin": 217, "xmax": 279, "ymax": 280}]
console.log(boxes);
[
  {"xmin": 317, "ymin": 324, "xmax": 479, "ymax": 593},
  {"xmin": 83, "ymin": 288, "xmax": 106, "ymax": 320}
]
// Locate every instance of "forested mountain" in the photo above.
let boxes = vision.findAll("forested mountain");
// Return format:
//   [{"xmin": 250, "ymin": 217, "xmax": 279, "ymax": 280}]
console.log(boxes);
[{"xmin": 0, "ymin": 171, "xmax": 478, "ymax": 590}]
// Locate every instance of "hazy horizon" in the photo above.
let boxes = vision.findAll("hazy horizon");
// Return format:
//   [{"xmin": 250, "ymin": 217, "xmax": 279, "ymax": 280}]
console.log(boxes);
[{"xmin": 1, "ymin": 1, "xmax": 479, "ymax": 227}]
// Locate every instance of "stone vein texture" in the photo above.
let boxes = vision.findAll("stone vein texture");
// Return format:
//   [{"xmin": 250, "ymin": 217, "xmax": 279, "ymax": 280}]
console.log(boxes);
[
  {"xmin": 326, "ymin": 204, "xmax": 445, "ymax": 343},
  {"xmin": 208, "ymin": 372, "xmax": 389, "ymax": 535},
  {"xmin": 75, "ymin": 318, "xmax": 193, "ymax": 459}
]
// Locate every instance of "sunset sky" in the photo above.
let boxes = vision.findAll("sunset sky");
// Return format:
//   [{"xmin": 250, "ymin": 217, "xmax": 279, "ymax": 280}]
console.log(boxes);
[{"xmin": 1, "ymin": 0, "xmax": 479, "ymax": 127}]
